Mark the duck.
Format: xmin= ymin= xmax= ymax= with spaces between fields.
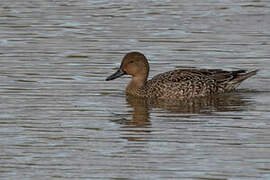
xmin=106 ymin=52 xmax=258 ymax=99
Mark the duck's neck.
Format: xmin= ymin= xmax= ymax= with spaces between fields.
xmin=126 ymin=75 xmax=147 ymax=95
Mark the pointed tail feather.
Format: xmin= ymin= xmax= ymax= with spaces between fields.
xmin=226 ymin=69 xmax=259 ymax=90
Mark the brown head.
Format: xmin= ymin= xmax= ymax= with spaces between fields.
xmin=106 ymin=52 xmax=150 ymax=84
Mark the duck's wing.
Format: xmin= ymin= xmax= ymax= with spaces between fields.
xmin=194 ymin=69 xmax=259 ymax=87
xmin=148 ymin=69 xmax=258 ymax=97
xmin=152 ymin=69 xmax=257 ymax=84
xmin=186 ymin=69 xmax=247 ymax=83
xmin=150 ymin=69 xmax=223 ymax=83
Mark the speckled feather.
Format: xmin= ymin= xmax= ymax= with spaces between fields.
xmin=127 ymin=69 xmax=257 ymax=99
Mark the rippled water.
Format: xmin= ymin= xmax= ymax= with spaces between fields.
xmin=0 ymin=0 xmax=270 ymax=179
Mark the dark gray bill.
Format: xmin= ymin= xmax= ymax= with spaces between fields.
xmin=106 ymin=69 xmax=126 ymax=81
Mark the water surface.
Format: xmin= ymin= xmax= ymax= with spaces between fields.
xmin=0 ymin=0 xmax=270 ymax=179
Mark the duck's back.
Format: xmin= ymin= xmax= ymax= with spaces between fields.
xmin=140 ymin=69 xmax=257 ymax=99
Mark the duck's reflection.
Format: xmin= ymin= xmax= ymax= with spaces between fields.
xmin=125 ymin=92 xmax=249 ymax=125
xmin=116 ymin=92 xmax=250 ymax=142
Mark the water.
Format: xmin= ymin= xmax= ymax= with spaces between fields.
xmin=0 ymin=0 xmax=270 ymax=179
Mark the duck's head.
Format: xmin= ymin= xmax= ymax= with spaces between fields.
xmin=106 ymin=52 xmax=149 ymax=81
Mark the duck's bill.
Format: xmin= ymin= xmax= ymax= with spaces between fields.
xmin=106 ymin=69 xmax=126 ymax=81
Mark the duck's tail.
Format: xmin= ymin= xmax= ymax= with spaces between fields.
xmin=225 ymin=69 xmax=259 ymax=91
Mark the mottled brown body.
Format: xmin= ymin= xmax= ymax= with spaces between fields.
xmin=106 ymin=52 xmax=258 ymax=100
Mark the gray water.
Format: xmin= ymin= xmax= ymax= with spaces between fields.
xmin=0 ymin=0 xmax=270 ymax=179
